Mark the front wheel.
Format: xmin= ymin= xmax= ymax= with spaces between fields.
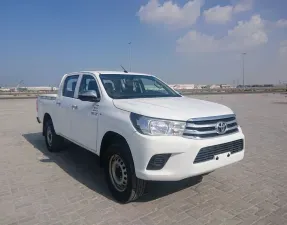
xmin=104 ymin=143 xmax=146 ymax=203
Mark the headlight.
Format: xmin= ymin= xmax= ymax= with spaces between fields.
xmin=130 ymin=113 xmax=186 ymax=136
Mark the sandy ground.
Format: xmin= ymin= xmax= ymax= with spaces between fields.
xmin=0 ymin=93 xmax=287 ymax=225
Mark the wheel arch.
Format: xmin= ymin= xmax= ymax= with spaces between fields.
xmin=99 ymin=131 xmax=133 ymax=167
xmin=42 ymin=113 xmax=52 ymax=136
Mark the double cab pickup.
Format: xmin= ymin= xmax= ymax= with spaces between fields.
xmin=37 ymin=71 xmax=245 ymax=203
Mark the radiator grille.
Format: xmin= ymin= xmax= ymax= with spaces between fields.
xmin=194 ymin=139 xmax=244 ymax=164
xmin=183 ymin=114 xmax=239 ymax=139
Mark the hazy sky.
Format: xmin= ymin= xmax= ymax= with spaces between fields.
xmin=0 ymin=0 xmax=286 ymax=86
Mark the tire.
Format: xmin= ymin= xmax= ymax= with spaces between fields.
xmin=104 ymin=142 xmax=146 ymax=203
xmin=44 ymin=119 xmax=64 ymax=152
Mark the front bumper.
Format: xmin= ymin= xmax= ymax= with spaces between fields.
xmin=128 ymin=127 xmax=245 ymax=181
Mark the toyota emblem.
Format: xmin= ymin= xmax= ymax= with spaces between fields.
xmin=215 ymin=122 xmax=227 ymax=134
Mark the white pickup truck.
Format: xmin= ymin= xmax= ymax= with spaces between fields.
xmin=37 ymin=71 xmax=245 ymax=203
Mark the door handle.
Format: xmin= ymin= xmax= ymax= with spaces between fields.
xmin=72 ymin=105 xmax=78 ymax=110
xmin=56 ymin=102 xmax=61 ymax=106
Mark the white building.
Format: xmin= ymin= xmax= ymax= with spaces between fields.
xmin=0 ymin=86 xmax=58 ymax=92
xmin=210 ymin=85 xmax=221 ymax=89
xmin=169 ymin=84 xmax=195 ymax=90
xmin=210 ymin=84 xmax=235 ymax=89
xmin=25 ymin=86 xmax=58 ymax=91
xmin=0 ymin=88 xmax=11 ymax=92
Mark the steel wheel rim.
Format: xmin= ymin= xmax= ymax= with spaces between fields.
xmin=109 ymin=154 xmax=128 ymax=192
xmin=47 ymin=126 xmax=53 ymax=147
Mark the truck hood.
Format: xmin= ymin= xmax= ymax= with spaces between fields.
xmin=113 ymin=96 xmax=234 ymax=121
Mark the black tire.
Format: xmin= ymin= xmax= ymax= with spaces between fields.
xmin=104 ymin=142 xmax=146 ymax=203
xmin=44 ymin=119 xmax=64 ymax=152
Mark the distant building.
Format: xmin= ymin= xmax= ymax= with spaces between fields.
xmin=25 ymin=86 xmax=58 ymax=91
xmin=237 ymin=84 xmax=274 ymax=88
xmin=220 ymin=84 xmax=235 ymax=89
xmin=210 ymin=84 xmax=235 ymax=89
xmin=169 ymin=84 xmax=195 ymax=90
xmin=0 ymin=86 xmax=58 ymax=92
xmin=210 ymin=85 xmax=221 ymax=89
xmin=0 ymin=87 xmax=10 ymax=92
xmin=195 ymin=85 xmax=208 ymax=89
xmin=169 ymin=83 xmax=236 ymax=90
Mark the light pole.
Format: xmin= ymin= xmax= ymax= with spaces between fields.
xmin=242 ymin=52 xmax=246 ymax=87
xmin=128 ymin=42 xmax=132 ymax=72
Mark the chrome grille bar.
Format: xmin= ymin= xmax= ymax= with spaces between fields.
xmin=183 ymin=114 xmax=239 ymax=139
xmin=186 ymin=119 xmax=237 ymax=128
xmin=184 ymin=129 xmax=218 ymax=135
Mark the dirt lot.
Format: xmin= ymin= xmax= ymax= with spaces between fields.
xmin=1 ymin=94 xmax=287 ymax=225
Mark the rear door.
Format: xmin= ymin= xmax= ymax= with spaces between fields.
xmin=69 ymin=74 xmax=101 ymax=152
xmin=56 ymin=74 xmax=80 ymax=138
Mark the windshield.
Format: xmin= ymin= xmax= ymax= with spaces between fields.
xmin=99 ymin=74 xmax=181 ymax=99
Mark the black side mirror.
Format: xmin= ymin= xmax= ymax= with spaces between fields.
xmin=78 ymin=90 xmax=100 ymax=102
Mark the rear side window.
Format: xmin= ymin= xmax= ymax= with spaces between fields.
xmin=62 ymin=75 xmax=79 ymax=98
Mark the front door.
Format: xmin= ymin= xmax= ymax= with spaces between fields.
xmin=70 ymin=74 xmax=101 ymax=152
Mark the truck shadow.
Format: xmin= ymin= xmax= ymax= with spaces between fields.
xmin=23 ymin=132 xmax=202 ymax=203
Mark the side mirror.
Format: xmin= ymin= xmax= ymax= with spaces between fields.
xmin=78 ymin=90 xmax=100 ymax=102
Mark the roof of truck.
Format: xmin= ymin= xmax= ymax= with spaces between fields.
xmin=80 ymin=71 xmax=152 ymax=76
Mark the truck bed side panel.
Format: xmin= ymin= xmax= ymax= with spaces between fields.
xmin=37 ymin=94 xmax=60 ymax=134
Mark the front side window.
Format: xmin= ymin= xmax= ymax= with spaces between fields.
xmin=78 ymin=75 xmax=100 ymax=97
xmin=99 ymin=74 xmax=181 ymax=99
xmin=62 ymin=75 xmax=79 ymax=98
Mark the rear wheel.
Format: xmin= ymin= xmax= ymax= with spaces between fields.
xmin=104 ymin=142 xmax=146 ymax=203
xmin=44 ymin=119 xmax=64 ymax=152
